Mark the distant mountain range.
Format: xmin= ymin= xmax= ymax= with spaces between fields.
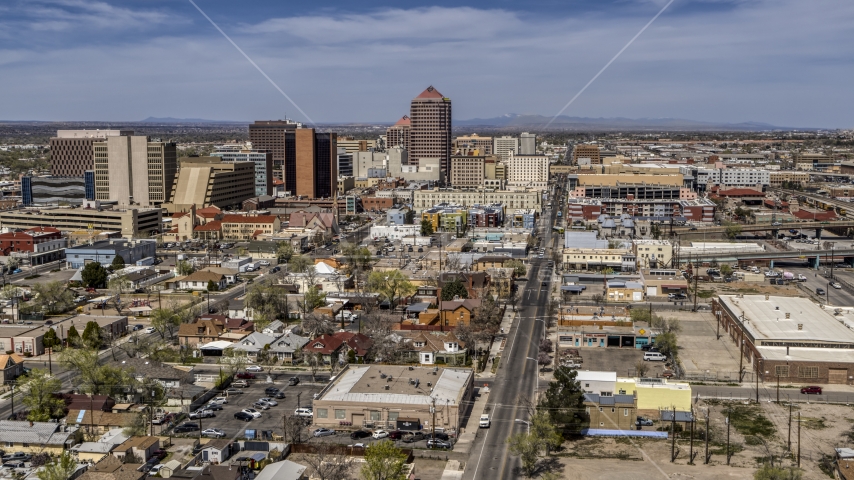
xmin=139 ymin=117 xmax=244 ymax=124
xmin=454 ymin=113 xmax=796 ymax=131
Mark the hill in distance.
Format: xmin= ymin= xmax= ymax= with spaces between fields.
xmin=455 ymin=113 xmax=799 ymax=131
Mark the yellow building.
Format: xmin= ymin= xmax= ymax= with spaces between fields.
xmin=769 ymin=171 xmax=809 ymax=187
xmin=615 ymin=377 xmax=691 ymax=415
xmin=0 ymin=420 xmax=81 ymax=455
xmin=421 ymin=210 xmax=442 ymax=231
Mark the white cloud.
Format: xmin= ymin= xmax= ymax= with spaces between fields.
xmin=16 ymin=0 xmax=177 ymax=32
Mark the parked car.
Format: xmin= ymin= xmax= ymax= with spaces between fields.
xmin=234 ymin=411 xmax=254 ymax=422
xmin=225 ymin=388 xmax=244 ymax=395
xmin=264 ymin=387 xmax=285 ymax=399
xmin=294 ymin=408 xmax=313 ymax=417
xmin=202 ymin=428 xmax=226 ymax=438
xmin=350 ymin=430 xmax=372 ymax=440
xmin=288 ymin=377 xmax=300 ymax=386
xmin=210 ymin=397 xmax=228 ymax=404
xmin=388 ymin=430 xmax=406 ymax=440
xmin=372 ymin=429 xmax=389 ymax=439
xmin=144 ymin=327 xmax=156 ymax=334
xmin=801 ymin=386 xmax=822 ymax=395
xmin=241 ymin=408 xmax=262 ymax=419
xmin=252 ymin=401 xmax=271 ymax=410
xmin=3 ymin=461 xmax=26 ymax=469
xmin=2 ymin=453 xmax=31 ymax=463
xmin=641 ymin=344 xmax=658 ymax=352
xmin=479 ymin=414 xmax=490 ymax=428
xmin=132 ymin=324 xmax=144 ymax=331
xmin=173 ymin=422 xmax=200 ymax=433
xmin=259 ymin=397 xmax=278 ymax=406
xmin=643 ymin=352 xmax=667 ymax=362
xmin=427 ymin=432 xmax=450 ymax=441
xmin=636 ymin=417 xmax=654 ymax=427
xmin=232 ymin=380 xmax=249 ymax=388
xmin=205 ymin=403 xmax=223 ymax=411
xmin=427 ymin=439 xmax=452 ymax=449
xmin=152 ymin=414 xmax=174 ymax=425
xmin=313 ymin=428 xmax=336 ymax=437
xmin=236 ymin=373 xmax=256 ymax=379
xmin=246 ymin=365 xmax=263 ymax=372
xmin=259 ymin=260 xmax=271 ymax=266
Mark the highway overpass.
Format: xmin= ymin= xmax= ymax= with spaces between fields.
xmin=675 ymin=247 xmax=854 ymax=267
xmin=671 ymin=220 xmax=854 ymax=237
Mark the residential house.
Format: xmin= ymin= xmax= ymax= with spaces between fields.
xmin=583 ymin=393 xmax=637 ymax=430
xmin=198 ymin=267 xmax=238 ymax=285
xmin=0 ymin=420 xmax=80 ymax=455
xmin=77 ymin=455 xmax=145 ymax=480
xmin=177 ymin=271 xmax=227 ymax=292
xmin=112 ymin=436 xmax=160 ymax=463
xmin=188 ymin=465 xmax=245 ymax=480
xmin=439 ymin=299 xmax=482 ymax=327
xmin=269 ymin=332 xmax=310 ymax=364
xmin=71 ymin=442 xmax=117 ymax=463
xmin=177 ymin=316 xmax=253 ymax=347
xmin=486 ymin=267 xmax=514 ymax=299
xmin=197 ymin=439 xmax=235 ymax=464
xmin=837 ymin=448 xmax=854 ymax=480
xmin=303 ymin=332 xmax=373 ymax=364
xmin=287 ymin=211 xmax=338 ymax=237
xmin=121 ymin=358 xmax=191 ymax=390
xmin=261 ymin=320 xmax=285 ymax=336
xmin=401 ymin=331 xmax=467 ymax=365
xmin=0 ymin=353 xmax=25 ymax=383
xmin=66 ymin=410 xmax=138 ymax=435
xmin=61 ymin=394 xmax=116 ymax=412
xmin=228 ymin=332 xmax=278 ymax=359
xmin=438 ymin=272 xmax=490 ymax=299
xmin=254 ymin=460 xmax=308 ymax=480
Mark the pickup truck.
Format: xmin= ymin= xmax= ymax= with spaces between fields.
xmin=479 ymin=414 xmax=490 ymax=428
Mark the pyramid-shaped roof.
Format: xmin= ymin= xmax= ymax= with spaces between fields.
xmin=394 ymin=115 xmax=411 ymax=126
xmin=416 ymin=86 xmax=444 ymax=99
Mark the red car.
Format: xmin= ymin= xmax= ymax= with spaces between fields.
xmin=236 ymin=373 xmax=256 ymax=379
xmin=387 ymin=430 xmax=406 ymax=440
xmin=800 ymin=386 xmax=822 ymax=394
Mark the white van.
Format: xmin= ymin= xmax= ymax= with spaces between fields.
xmin=294 ymin=408 xmax=314 ymax=417
xmin=643 ymin=352 xmax=667 ymax=362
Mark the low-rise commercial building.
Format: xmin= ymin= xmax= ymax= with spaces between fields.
xmin=66 ymin=238 xmax=156 ymax=269
xmin=413 ymin=188 xmax=541 ymax=213
xmin=312 ymin=365 xmax=473 ymax=433
xmin=0 ymin=205 xmax=162 ymax=237
xmin=0 ymin=226 xmax=66 ymax=265
xmin=633 ymin=240 xmax=673 ymax=269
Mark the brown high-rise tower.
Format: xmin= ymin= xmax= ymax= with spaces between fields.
xmin=385 ymin=115 xmax=411 ymax=151
xmin=286 ymin=129 xmax=337 ymax=199
xmin=248 ymin=120 xmax=301 ymax=180
xmin=409 ymin=86 xmax=452 ymax=181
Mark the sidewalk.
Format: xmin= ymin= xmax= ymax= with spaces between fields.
xmin=477 ymin=308 xmax=516 ymax=379
xmin=452 ymin=386 xmax=489 ymax=454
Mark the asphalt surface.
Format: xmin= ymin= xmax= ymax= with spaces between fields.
xmin=465 ymin=201 xmax=559 ymax=480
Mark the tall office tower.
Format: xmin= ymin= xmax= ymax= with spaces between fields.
xmin=248 ymin=119 xmax=302 ymax=179
xmin=93 ymin=136 xmax=177 ymax=207
xmin=50 ymin=129 xmax=133 ymax=176
xmin=571 ymin=144 xmax=602 ymax=165
xmin=507 ymin=152 xmax=549 ymax=190
xmin=493 ymin=136 xmax=519 ymax=162
xmin=337 ymin=147 xmax=354 ymax=177
xmin=211 ymin=143 xmax=274 ymax=196
xmin=386 ymin=115 xmax=411 ymax=151
xmin=282 ymin=129 xmax=337 ymax=199
xmin=167 ymin=157 xmax=256 ymax=212
xmin=520 ymin=132 xmax=537 ymax=155
xmin=409 ymin=86 xmax=452 ymax=180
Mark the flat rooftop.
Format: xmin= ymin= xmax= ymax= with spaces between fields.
xmin=318 ymin=365 xmax=472 ymax=406
xmin=717 ymin=295 xmax=854 ymax=346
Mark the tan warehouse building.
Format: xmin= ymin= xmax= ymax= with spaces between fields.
xmin=312 ymin=365 xmax=473 ymax=434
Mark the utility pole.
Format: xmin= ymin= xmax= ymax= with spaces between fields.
xmin=726 ymin=411 xmax=731 ymax=465
xmin=670 ymin=408 xmax=676 ymax=462
xmin=693 ymin=257 xmax=699 ymax=312
xmin=738 ymin=337 xmax=744 ymax=384
xmin=788 ymin=402 xmax=792 ymax=451
xmin=797 ymin=412 xmax=801 ymax=467
xmin=431 ymin=397 xmax=437 ymax=443
xmin=755 ymin=364 xmax=760 ymax=403
xmin=689 ymin=412 xmax=695 ymax=465
xmin=704 ymin=411 xmax=710 ymax=464
xmin=10 ymin=383 xmax=14 ymax=417
xmin=297 ymin=392 xmax=302 ymax=409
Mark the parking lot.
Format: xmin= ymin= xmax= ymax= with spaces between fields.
xmin=167 ymin=374 xmax=325 ymax=440
xmin=578 ymin=347 xmax=666 ymax=378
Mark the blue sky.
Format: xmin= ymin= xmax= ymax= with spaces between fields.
xmin=1 ymin=0 xmax=853 ymax=128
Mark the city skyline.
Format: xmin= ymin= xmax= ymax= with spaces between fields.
xmin=1 ymin=0 xmax=853 ymax=128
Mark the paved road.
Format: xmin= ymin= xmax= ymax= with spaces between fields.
xmin=466 ymin=202 xmax=559 ymax=480
xmin=693 ymin=384 xmax=854 ymax=404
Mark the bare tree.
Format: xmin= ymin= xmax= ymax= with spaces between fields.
xmin=283 ymin=414 xmax=307 ymax=444
xmin=302 ymin=312 xmax=336 ymax=337
xmin=306 ymin=352 xmax=323 ymax=383
xmin=300 ymin=443 xmax=355 ymax=480
xmin=634 ymin=360 xmax=649 ymax=378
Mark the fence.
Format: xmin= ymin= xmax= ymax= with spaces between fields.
xmin=681 ymin=371 xmax=755 ymax=383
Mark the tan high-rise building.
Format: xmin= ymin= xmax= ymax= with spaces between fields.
xmin=93 ymin=136 xmax=176 ymax=207
xmin=50 ymin=129 xmax=133 ymax=176
xmin=248 ymin=119 xmax=302 ymax=179
xmin=409 ymin=86 xmax=452 ymax=180
xmin=572 ymin=144 xmax=602 ymax=165
xmin=165 ymin=157 xmax=256 ymax=212
xmin=454 ymin=134 xmax=492 ymax=155
xmin=493 ymin=136 xmax=519 ymax=162
xmin=386 ymin=116 xmax=411 ymax=151
xmin=449 ymin=155 xmax=486 ymax=187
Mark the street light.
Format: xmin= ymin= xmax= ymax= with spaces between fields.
xmin=515 ymin=419 xmax=531 ymax=433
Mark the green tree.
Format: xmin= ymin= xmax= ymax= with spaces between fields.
xmin=31 ymin=281 xmax=75 ymax=314
xmin=440 ymin=278 xmax=469 ymax=301
xmin=539 ymin=365 xmax=586 ymax=432
xmin=725 ymin=223 xmax=742 ymax=240
xmin=361 ymin=439 xmax=408 ymax=480
xmin=206 ymin=280 xmax=219 ymax=292
xmin=367 ymin=270 xmax=416 ymax=308
xmin=720 ymin=264 xmax=733 ymax=277
xmin=302 ymin=286 xmax=327 ymax=315
xmin=754 ymin=464 xmax=802 ymax=480
xmin=276 ymin=241 xmax=295 ymax=263
xmin=36 ymin=452 xmax=78 ymax=480
xmin=506 ymin=259 xmax=527 ymax=277
xmin=20 ymin=369 xmax=65 ymax=421
xmin=111 ymin=255 xmax=126 ymax=270
xmin=420 ymin=219 xmax=434 ymax=236
xmin=60 ymin=347 xmax=130 ymax=396
xmin=654 ymin=331 xmax=679 ymax=358
xmin=507 ymin=432 xmax=540 ymax=477
xmin=81 ymin=262 xmax=108 ymax=288
xmin=176 ymin=260 xmax=195 ymax=276
xmin=150 ymin=308 xmax=180 ymax=339
xmin=245 ymin=283 xmax=291 ymax=329
xmin=531 ymin=410 xmax=563 ymax=454
xmin=66 ymin=325 xmax=81 ymax=348
xmin=82 ymin=321 xmax=104 ymax=349
xmin=341 ymin=243 xmax=373 ymax=274
xmin=650 ymin=222 xmax=662 ymax=240
xmin=288 ymin=254 xmax=312 ymax=274
xmin=43 ymin=328 xmax=60 ymax=350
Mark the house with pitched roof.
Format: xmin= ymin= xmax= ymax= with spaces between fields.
xmin=286 ymin=211 xmax=338 ymax=236
xmin=401 ymin=331 xmax=467 ymax=365
xmin=120 ymin=358 xmax=191 ymax=390
xmin=112 ymin=436 xmax=160 ymax=463
xmin=0 ymin=353 xmax=25 ymax=383
xmin=303 ymin=332 xmax=373 ymax=364
xmin=78 ymin=455 xmax=145 ymax=480
xmin=268 ymin=332 xmax=310 ymax=364
xmin=177 ymin=271 xmax=227 ymax=292
xmin=228 ymin=331 xmax=278 ymax=359
xmin=439 ymin=299 xmax=482 ymax=327
xmin=0 ymin=420 xmax=81 ymax=455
